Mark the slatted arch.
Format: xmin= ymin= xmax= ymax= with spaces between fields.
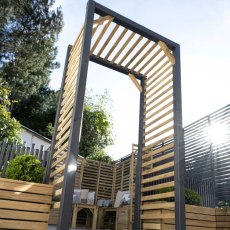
xmin=48 ymin=2 xmax=184 ymax=229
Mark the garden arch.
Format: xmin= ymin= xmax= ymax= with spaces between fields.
xmin=45 ymin=1 xmax=185 ymax=229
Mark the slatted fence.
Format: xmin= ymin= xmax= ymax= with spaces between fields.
xmin=184 ymin=104 xmax=230 ymax=205
xmin=0 ymin=139 xmax=49 ymax=179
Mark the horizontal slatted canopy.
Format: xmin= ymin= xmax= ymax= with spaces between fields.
xmin=90 ymin=15 xmax=175 ymax=80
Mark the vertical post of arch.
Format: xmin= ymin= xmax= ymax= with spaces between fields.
xmin=56 ymin=1 xmax=95 ymax=229
xmin=173 ymin=44 xmax=185 ymax=230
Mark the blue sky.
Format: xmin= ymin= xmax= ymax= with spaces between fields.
xmin=50 ymin=0 xmax=230 ymax=159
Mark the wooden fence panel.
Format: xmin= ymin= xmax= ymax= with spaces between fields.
xmin=0 ymin=178 xmax=53 ymax=230
xmin=0 ymin=139 xmax=49 ymax=180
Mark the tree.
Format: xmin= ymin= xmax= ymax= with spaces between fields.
xmin=0 ymin=0 xmax=63 ymax=101
xmin=12 ymin=87 xmax=59 ymax=139
xmin=0 ymin=81 xmax=21 ymax=142
xmin=79 ymin=91 xmax=115 ymax=163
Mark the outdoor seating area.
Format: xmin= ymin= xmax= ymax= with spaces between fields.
xmin=48 ymin=146 xmax=137 ymax=229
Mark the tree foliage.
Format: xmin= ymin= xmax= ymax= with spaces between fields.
xmin=79 ymin=91 xmax=114 ymax=163
xmin=0 ymin=0 xmax=63 ymax=101
xmin=12 ymin=87 xmax=59 ymax=139
xmin=0 ymin=81 xmax=21 ymax=142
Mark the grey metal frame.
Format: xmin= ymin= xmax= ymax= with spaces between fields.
xmin=173 ymin=45 xmax=186 ymax=230
xmin=48 ymin=0 xmax=185 ymax=229
xmin=134 ymin=78 xmax=145 ymax=229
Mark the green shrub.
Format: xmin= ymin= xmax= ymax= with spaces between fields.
xmin=5 ymin=155 xmax=45 ymax=183
xmin=155 ymin=187 xmax=201 ymax=206
xmin=185 ymin=188 xmax=201 ymax=206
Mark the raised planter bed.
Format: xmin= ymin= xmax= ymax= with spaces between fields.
xmin=0 ymin=178 xmax=53 ymax=230
xmin=142 ymin=203 xmax=230 ymax=230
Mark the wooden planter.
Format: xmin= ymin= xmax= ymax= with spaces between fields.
xmin=0 ymin=178 xmax=53 ymax=230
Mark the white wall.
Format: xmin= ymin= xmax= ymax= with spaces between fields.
xmin=20 ymin=129 xmax=51 ymax=150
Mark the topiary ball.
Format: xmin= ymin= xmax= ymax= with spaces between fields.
xmin=5 ymin=155 xmax=45 ymax=183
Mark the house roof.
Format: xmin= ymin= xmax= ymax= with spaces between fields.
xmin=21 ymin=125 xmax=51 ymax=143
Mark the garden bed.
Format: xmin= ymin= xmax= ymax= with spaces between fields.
xmin=0 ymin=178 xmax=53 ymax=229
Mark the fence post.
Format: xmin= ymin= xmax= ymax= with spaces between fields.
xmin=0 ymin=138 xmax=8 ymax=171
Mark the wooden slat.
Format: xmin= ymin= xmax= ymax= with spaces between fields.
xmin=143 ymin=125 xmax=173 ymax=144
xmin=50 ymin=164 xmax=65 ymax=179
xmin=145 ymin=78 xmax=173 ymax=108
xmin=144 ymin=108 xmax=173 ymax=130
xmin=146 ymin=61 xmax=171 ymax=84
xmin=0 ymin=190 xmax=52 ymax=204
xmin=136 ymin=48 xmax=161 ymax=74
xmin=90 ymin=17 xmax=113 ymax=55
xmin=142 ymin=171 xmax=174 ymax=184
xmin=96 ymin=24 xmax=120 ymax=57
xmin=144 ymin=91 xmax=172 ymax=116
xmin=128 ymin=73 xmax=142 ymax=92
xmin=104 ymin=28 xmax=128 ymax=61
xmin=186 ymin=205 xmax=216 ymax=215
xmin=145 ymin=71 xmax=173 ymax=101
xmin=57 ymin=110 xmax=72 ymax=132
xmin=67 ymin=39 xmax=83 ymax=70
xmin=130 ymin=43 xmax=158 ymax=71
xmin=141 ymin=181 xmax=174 ymax=193
xmin=60 ymin=89 xmax=75 ymax=113
xmin=68 ymin=26 xmax=84 ymax=63
xmin=54 ymin=188 xmax=62 ymax=197
xmin=143 ymin=54 xmax=167 ymax=76
xmin=142 ymin=152 xmax=174 ymax=168
xmin=118 ymin=35 xmax=143 ymax=66
xmin=125 ymin=40 xmax=151 ymax=68
xmin=0 ymin=178 xmax=53 ymax=195
xmin=0 ymin=209 xmax=49 ymax=222
xmin=53 ymin=201 xmax=60 ymax=209
xmin=53 ymin=175 xmax=64 ymax=186
xmin=63 ymin=69 xmax=78 ymax=96
xmin=54 ymin=131 xmax=70 ymax=151
xmin=0 ymin=219 xmax=47 ymax=230
xmin=144 ymin=101 xmax=173 ymax=124
xmin=141 ymin=202 xmax=175 ymax=210
xmin=142 ymin=143 xmax=174 ymax=160
xmin=143 ymin=223 xmax=161 ymax=229
xmin=141 ymin=191 xmax=175 ymax=201
xmin=0 ymin=200 xmax=50 ymax=212
xmin=60 ymin=95 xmax=74 ymax=116
xmin=186 ymin=213 xmax=216 ymax=222
xmin=110 ymin=31 xmax=135 ymax=64
xmin=141 ymin=212 xmax=174 ymax=219
xmin=142 ymin=161 xmax=174 ymax=176
xmin=51 ymin=153 xmax=67 ymax=169
xmin=144 ymin=85 xmax=173 ymax=111
xmin=158 ymin=41 xmax=175 ymax=65
xmin=144 ymin=117 xmax=173 ymax=137
xmin=93 ymin=15 xmax=113 ymax=26
xmin=53 ymin=142 xmax=68 ymax=158
xmin=142 ymin=134 xmax=174 ymax=152
xmin=66 ymin=52 xmax=81 ymax=78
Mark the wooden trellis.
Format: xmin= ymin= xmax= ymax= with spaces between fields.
xmin=46 ymin=1 xmax=185 ymax=229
